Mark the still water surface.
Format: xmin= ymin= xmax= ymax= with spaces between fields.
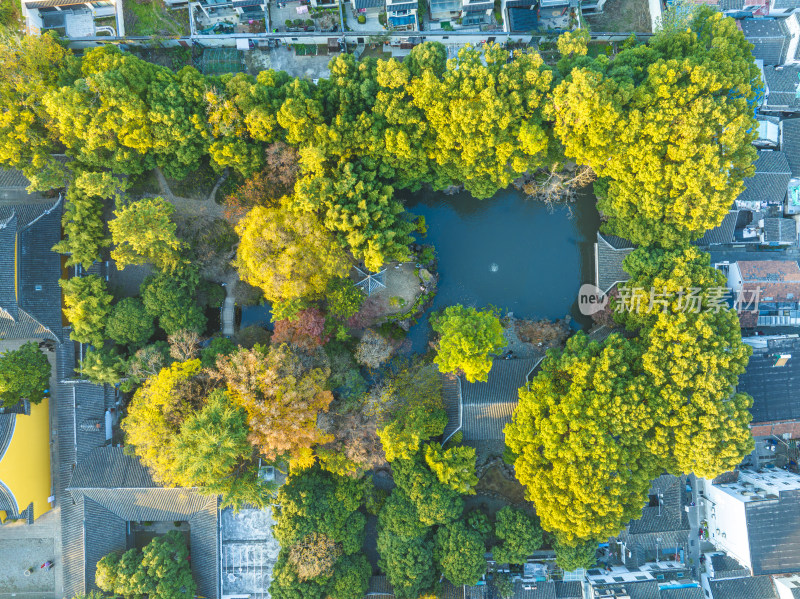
xmin=404 ymin=187 xmax=601 ymax=350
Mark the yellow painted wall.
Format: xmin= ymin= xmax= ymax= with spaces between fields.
xmin=0 ymin=398 xmax=52 ymax=521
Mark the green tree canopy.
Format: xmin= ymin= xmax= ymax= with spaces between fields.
xmin=109 ymin=197 xmax=185 ymax=272
xmin=172 ymin=389 xmax=268 ymax=509
xmin=391 ymin=453 xmax=463 ymax=527
xmin=0 ymin=342 xmax=51 ymax=408
xmin=549 ymin=8 xmax=759 ymax=246
xmin=95 ymin=530 xmax=196 ymax=599
xmin=492 ymin=507 xmax=543 ymax=565
xmin=433 ymin=522 xmax=487 ymax=586
xmin=375 ymin=362 xmax=447 ymax=462
xmin=505 ymin=333 xmax=659 ymax=545
xmin=376 ymin=534 xmax=436 ymax=599
xmin=273 ymin=465 xmax=368 ymax=556
xmin=424 ymin=443 xmax=479 ymax=495
xmin=106 ymin=297 xmax=155 ymax=347
xmin=554 ymin=540 xmax=597 ymax=572
xmin=52 ymin=171 xmax=115 ymax=268
xmin=235 ymin=204 xmax=352 ymax=303
xmin=0 ymin=32 xmax=73 ymax=190
xmin=122 ymin=359 xmax=205 ymax=484
xmin=431 ymin=305 xmax=506 ymax=383
xmin=79 ymin=347 xmax=126 ymax=386
xmin=140 ymin=268 xmax=207 ymax=336
xmin=60 ymin=275 xmax=113 ymax=346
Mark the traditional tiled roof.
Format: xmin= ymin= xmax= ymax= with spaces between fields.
xmin=506 ymin=0 xmax=536 ymax=6
xmin=354 ymin=0 xmax=384 ymax=8
xmin=596 ymin=233 xmax=633 ymax=292
xmin=782 ymin=118 xmax=800 ymax=177
xmin=57 ymin=341 xmax=110 ymax=598
xmin=764 ymin=65 xmax=800 ymax=111
xmin=554 ymin=581 xmax=582 ymax=598
xmin=708 ymin=576 xmax=778 ymax=599
xmin=460 ymin=358 xmax=538 ymax=441
xmin=737 ymin=151 xmax=791 ymax=206
xmin=617 ymin=475 xmax=690 ymax=568
xmin=514 ymin=580 xmax=556 ymax=599
xmin=741 ymin=18 xmax=790 ymax=65
xmin=694 ymin=211 xmax=738 ymax=246
xmin=0 ymin=198 xmax=63 ymax=342
xmin=0 ymin=413 xmax=14 ymax=463
xmin=710 ymin=553 xmax=751 ymax=579
xmin=83 ymin=497 xmax=127 ymax=591
xmin=772 ymin=0 xmax=800 ymax=9
xmin=764 ymin=217 xmax=797 ymax=243
xmin=67 ymin=446 xmax=219 ymax=597
xmin=594 ymin=582 xmax=659 ymax=599
xmin=365 ymin=575 xmax=394 ymax=598
xmin=68 ymin=447 xmax=211 ymax=518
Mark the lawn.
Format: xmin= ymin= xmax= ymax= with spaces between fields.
xmin=124 ymin=0 xmax=190 ymax=36
xmin=585 ymin=0 xmax=650 ymax=33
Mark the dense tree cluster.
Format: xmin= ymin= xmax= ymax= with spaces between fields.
xmin=270 ymin=466 xmax=371 ymax=599
xmin=0 ymin=342 xmax=51 ymax=408
xmin=95 ymin=531 xmax=196 ymax=599
xmin=506 ymin=246 xmax=755 ymax=546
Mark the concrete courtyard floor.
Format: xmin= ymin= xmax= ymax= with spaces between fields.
xmin=0 ymin=510 xmax=60 ymax=599
xmin=245 ymin=47 xmax=332 ymax=79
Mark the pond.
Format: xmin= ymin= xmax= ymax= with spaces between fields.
xmin=404 ymin=187 xmax=601 ymax=351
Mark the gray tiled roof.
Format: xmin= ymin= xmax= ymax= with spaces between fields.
xmin=710 ymin=553 xmax=750 ymax=579
xmin=460 ymin=358 xmax=538 ymax=441
xmin=741 ymin=18 xmax=789 ymax=65
xmin=764 ymin=217 xmax=797 ymax=243
xmin=514 ymin=580 xmax=557 ymax=599
xmin=68 ymin=446 xmax=220 ymax=598
xmin=57 ymin=341 xmax=109 ymax=598
xmin=627 ymin=475 xmax=690 ymax=536
xmin=659 ymin=587 xmax=704 ymax=599
xmin=83 ymin=497 xmax=127 ymax=591
xmin=596 ymin=233 xmax=633 ymax=292
xmin=0 ymin=413 xmax=14 ymax=462
xmin=0 ymin=198 xmax=63 ymax=342
xmin=708 ymin=576 xmax=778 ymax=599
xmin=737 ymin=151 xmax=791 ymax=206
xmin=68 ymin=447 xmax=212 ymax=520
xmin=595 ymin=582 xmax=659 ymax=599
xmin=618 ymin=475 xmax=690 ymax=568
xmin=554 ymin=581 xmax=582 ymax=598
xmin=0 ymin=169 xmax=31 ymax=199
xmin=354 ymin=0 xmax=384 ymax=8
xmin=366 ymin=575 xmax=394 ymax=597
xmin=694 ymin=211 xmax=738 ymax=246
xmin=781 ymin=118 xmax=800 ymax=177
xmin=720 ymin=0 xmax=745 ymax=9
xmin=764 ymin=65 xmax=800 ymax=112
